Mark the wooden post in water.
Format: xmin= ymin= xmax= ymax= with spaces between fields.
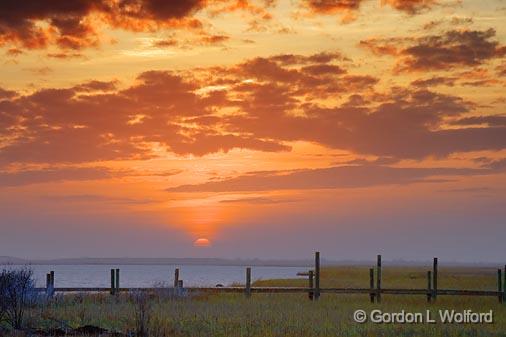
xmin=308 ymin=270 xmax=314 ymax=301
xmin=369 ymin=268 xmax=375 ymax=303
xmin=433 ymin=258 xmax=438 ymax=301
xmin=498 ymin=269 xmax=503 ymax=303
xmin=245 ymin=267 xmax=251 ymax=298
xmin=115 ymin=269 xmax=120 ymax=294
xmin=427 ymin=271 xmax=432 ymax=303
xmin=46 ymin=273 xmax=52 ymax=297
xmin=174 ymin=268 xmax=180 ymax=288
xmin=314 ymin=252 xmax=320 ymax=300
xmin=376 ymin=255 xmax=381 ymax=303
xmin=50 ymin=271 xmax=55 ymax=297
xmin=503 ymin=265 xmax=506 ymax=304
xmin=110 ymin=269 xmax=115 ymax=295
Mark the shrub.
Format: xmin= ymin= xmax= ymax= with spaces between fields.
xmin=129 ymin=291 xmax=152 ymax=337
xmin=0 ymin=267 xmax=37 ymax=329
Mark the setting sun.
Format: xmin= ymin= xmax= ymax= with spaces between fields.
xmin=193 ymin=238 xmax=212 ymax=247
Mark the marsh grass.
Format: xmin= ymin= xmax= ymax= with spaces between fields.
xmin=10 ymin=266 xmax=506 ymax=337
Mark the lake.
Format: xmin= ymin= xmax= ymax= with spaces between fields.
xmin=8 ymin=264 xmax=306 ymax=288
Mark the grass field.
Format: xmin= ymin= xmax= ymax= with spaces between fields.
xmin=5 ymin=266 xmax=506 ymax=337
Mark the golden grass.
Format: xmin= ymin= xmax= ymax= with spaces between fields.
xmin=14 ymin=266 xmax=506 ymax=337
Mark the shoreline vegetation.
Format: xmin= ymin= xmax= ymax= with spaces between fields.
xmin=1 ymin=266 xmax=505 ymax=337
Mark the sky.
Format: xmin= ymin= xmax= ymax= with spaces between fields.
xmin=0 ymin=0 xmax=505 ymax=262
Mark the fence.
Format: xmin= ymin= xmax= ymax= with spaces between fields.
xmin=37 ymin=252 xmax=506 ymax=303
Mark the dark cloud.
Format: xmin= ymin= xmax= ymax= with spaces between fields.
xmin=303 ymin=0 xmax=438 ymax=22
xmin=219 ymin=196 xmax=301 ymax=204
xmin=41 ymin=194 xmax=154 ymax=205
xmin=305 ymin=0 xmax=362 ymax=13
xmin=167 ymin=164 xmax=487 ymax=192
xmin=0 ymin=167 xmax=111 ymax=187
xmin=46 ymin=52 xmax=84 ymax=59
xmin=438 ymin=187 xmax=493 ymax=194
xmin=73 ymin=80 xmax=118 ymax=92
xmin=270 ymin=51 xmax=346 ymax=65
xmin=0 ymin=0 xmax=103 ymax=49
xmin=0 ymin=0 xmax=268 ymax=51
xmin=486 ymin=158 xmax=506 ymax=171
xmin=411 ymin=76 xmax=456 ymax=87
xmin=303 ymin=0 xmax=362 ymax=23
xmin=361 ymin=29 xmax=506 ymax=72
xmin=411 ymin=69 xmax=503 ymax=88
xmin=450 ymin=115 xmax=506 ymax=127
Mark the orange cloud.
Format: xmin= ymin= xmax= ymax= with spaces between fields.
xmin=167 ymin=164 xmax=496 ymax=192
xmin=381 ymin=0 xmax=437 ymax=14
xmin=302 ymin=0 xmax=439 ymax=22
xmin=1 ymin=51 xmax=505 ymax=169
xmin=153 ymin=33 xmax=231 ymax=49
xmin=361 ymin=29 xmax=506 ymax=72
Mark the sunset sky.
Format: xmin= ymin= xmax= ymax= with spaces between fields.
xmin=1 ymin=0 xmax=505 ymax=262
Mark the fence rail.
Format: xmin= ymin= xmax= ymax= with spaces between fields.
xmin=34 ymin=286 xmax=503 ymax=297
xmin=35 ymin=252 xmax=506 ymax=303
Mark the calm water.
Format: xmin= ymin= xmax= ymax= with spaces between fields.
xmin=10 ymin=264 xmax=306 ymax=288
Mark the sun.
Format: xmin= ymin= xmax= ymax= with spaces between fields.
xmin=193 ymin=238 xmax=211 ymax=247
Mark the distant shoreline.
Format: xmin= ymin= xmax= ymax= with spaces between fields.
xmin=0 ymin=256 xmax=501 ymax=268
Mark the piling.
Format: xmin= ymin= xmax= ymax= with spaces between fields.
xmin=115 ymin=269 xmax=120 ymax=294
xmin=433 ymin=258 xmax=438 ymax=301
xmin=376 ymin=255 xmax=382 ymax=303
xmin=498 ymin=269 xmax=503 ymax=303
xmin=110 ymin=269 xmax=115 ymax=295
xmin=174 ymin=268 xmax=180 ymax=288
xmin=369 ymin=268 xmax=375 ymax=303
xmin=308 ymin=270 xmax=314 ymax=301
xmin=245 ymin=267 xmax=251 ymax=298
xmin=503 ymin=265 xmax=506 ymax=304
xmin=315 ymin=251 xmax=320 ymax=300
xmin=427 ymin=271 xmax=432 ymax=303
xmin=46 ymin=273 xmax=52 ymax=297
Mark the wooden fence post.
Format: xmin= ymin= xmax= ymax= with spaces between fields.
xmin=369 ymin=268 xmax=375 ymax=303
xmin=245 ymin=267 xmax=251 ymax=298
xmin=115 ymin=269 xmax=120 ymax=294
xmin=503 ymin=265 xmax=506 ymax=304
xmin=433 ymin=258 xmax=438 ymax=301
xmin=498 ymin=269 xmax=503 ymax=303
xmin=308 ymin=270 xmax=314 ymax=301
xmin=110 ymin=269 xmax=115 ymax=295
xmin=427 ymin=271 xmax=432 ymax=303
xmin=174 ymin=268 xmax=180 ymax=288
xmin=315 ymin=252 xmax=320 ymax=300
xmin=376 ymin=255 xmax=381 ymax=303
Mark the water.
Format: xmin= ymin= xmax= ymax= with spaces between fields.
xmin=8 ymin=264 xmax=306 ymax=288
